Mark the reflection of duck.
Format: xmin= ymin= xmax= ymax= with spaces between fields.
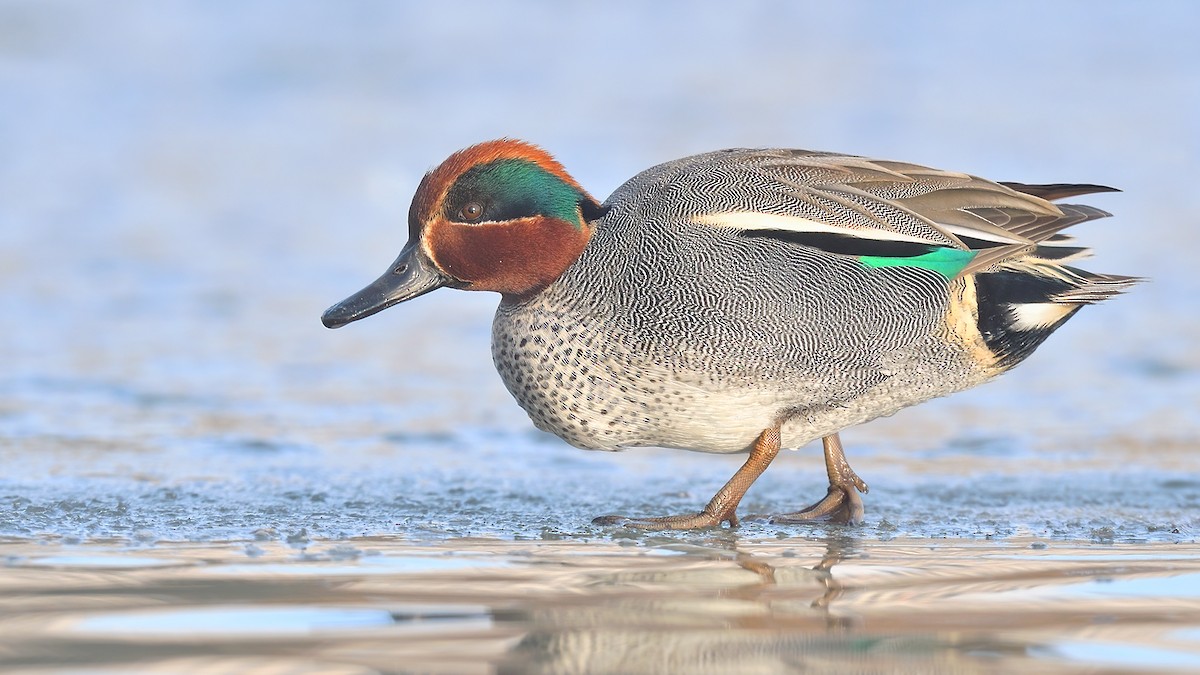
xmin=496 ymin=536 xmax=840 ymax=674
xmin=324 ymin=141 xmax=1137 ymax=527
xmin=494 ymin=534 xmax=1015 ymax=674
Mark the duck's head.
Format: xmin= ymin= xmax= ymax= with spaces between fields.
xmin=322 ymin=139 xmax=602 ymax=328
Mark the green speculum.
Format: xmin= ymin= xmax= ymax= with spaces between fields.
xmin=859 ymin=247 xmax=976 ymax=279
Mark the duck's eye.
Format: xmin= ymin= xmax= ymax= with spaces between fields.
xmin=459 ymin=202 xmax=484 ymax=222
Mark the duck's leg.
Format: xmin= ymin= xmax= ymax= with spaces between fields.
xmin=594 ymin=426 xmax=781 ymax=530
xmin=772 ymin=433 xmax=868 ymax=525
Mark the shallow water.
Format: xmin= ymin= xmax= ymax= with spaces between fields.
xmin=5 ymin=536 xmax=1200 ymax=674
xmin=2 ymin=1 xmax=1199 ymax=673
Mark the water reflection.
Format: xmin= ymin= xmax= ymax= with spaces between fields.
xmin=490 ymin=534 xmax=1200 ymax=674
xmin=4 ymin=535 xmax=1200 ymax=672
xmin=500 ymin=534 xmax=861 ymax=674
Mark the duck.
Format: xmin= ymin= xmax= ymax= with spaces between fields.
xmin=322 ymin=139 xmax=1137 ymax=529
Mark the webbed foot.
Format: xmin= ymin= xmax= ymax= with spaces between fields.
xmin=771 ymin=433 xmax=868 ymax=525
xmin=592 ymin=509 xmax=734 ymax=530
xmin=593 ymin=427 xmax=781 ymax=531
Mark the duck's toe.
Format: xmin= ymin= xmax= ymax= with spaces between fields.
xmin=591 ymin=427 xmax=784 ymax=531
xmin=771 ymin=483 xmax=866 ymax=526
xmin=592 ymin=509 xmax=732 ymax=530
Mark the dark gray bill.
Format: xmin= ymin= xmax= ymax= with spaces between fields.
xmin=321 ymin=243 xmax=449 ymax=328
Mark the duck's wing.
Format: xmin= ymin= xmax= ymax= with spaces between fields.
xmin=998 ymin=182 xmax=1120 ymax=201
xmin=687 ymin=150 xmax=1114 ymax=277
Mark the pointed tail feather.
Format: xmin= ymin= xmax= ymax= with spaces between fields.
xmin=1049 ymin=269 xmax=1143 ymax=304
xmin=974 ymin=264 xmax=1141 ymax=368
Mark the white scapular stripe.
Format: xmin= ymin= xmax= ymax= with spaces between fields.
xmin=1008 ymin=302 xmax=1077 ymax=331
xmin=940 ymin=222 xmax=1030 ymax=245
xmin=691 ymin=212 xmax=938 ymax=245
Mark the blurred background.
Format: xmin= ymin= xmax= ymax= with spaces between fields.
xmin=1 ymin=0 xmax=1197 ymax=542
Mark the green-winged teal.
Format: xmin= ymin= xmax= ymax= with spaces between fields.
xmin=322 ymin=140 xmax=1137 ymax=529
